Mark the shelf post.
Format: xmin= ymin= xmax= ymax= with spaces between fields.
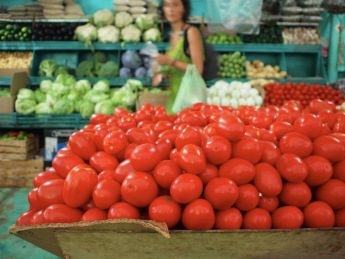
xmin=328 ymin=14 xmax=340 ymax=83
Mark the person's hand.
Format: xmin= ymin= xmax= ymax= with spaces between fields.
xmin=152 ymin=73 xmax=163 ymax=86
xmin=154 ymin=54 xmax=172 ymax=66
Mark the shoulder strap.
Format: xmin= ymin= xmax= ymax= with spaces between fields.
xmin=183 ymin=25 xmax=191 ymax=58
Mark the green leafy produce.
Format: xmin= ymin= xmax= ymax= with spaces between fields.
xmin=243 ymin=26 xmax=283 ymax=44
xmin=0 ymin=88 xmax=10 ymax=97
xmin=96 ymin=61 xmax=119 ymax=77
xmin=84 ymin=90 xmax=109 ymax=103
xmin=93 ymin=10 xmax=114 ymax=27
xmin=135 ymin=14 xmax=156 ymax=31
xmin=88 ymin=52 xmax=107 ymax=63
xmin=0 ymin=23 xmax=31 ymax=41
xmin=34 ymin=89 xmax=46 ymax=103
xmin=15 ymin=98 xmax=37 ymax=115
xmin=35 ymin=102 xmax=53 ymax=114
xmin=17 ymin=88 xmax=35 ymax=100
xmin=207 ymin=33 xmax=242 ymax=44
xmin=54 ymin=66 xmax=70 ymax=77
xmin=79 ymin=100 xmax=95 ymax=118
xmin=75 ymin=80 xmax=91 ymax=94
xmin=39 ymin=59 xmax=58 ymax=77
xmin=76 ymin=60 xmax=94 ymax=77
xmin=143 ymin=28 xmax=161 ymax=42
xmin=53 ymin=98 xmax=74 ymax=115
xmin=55 ymin=74 xmax=76 ymax=87
xmin=74 ymin=23 xmax=98 ymax=47
xmin=218 ymin=52 xmax=247 ymax=78
xmin=95 ymin=99 xmax=116 ymax=115
xmin=40 ymin=80 xmax=53 ymax=93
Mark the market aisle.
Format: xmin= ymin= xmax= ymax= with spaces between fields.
xmin=0 ymin=188 xmax=58 ymax=259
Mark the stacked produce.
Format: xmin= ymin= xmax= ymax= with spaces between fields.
xmin=264 ymin=82 xmax=344 ymax=107
xmin=120 ymin=50 xmax=150 ymax=79
xmin=207 ymin=80 xmax=263 ymax=107
xmin=218 ymin=52 xmax=246 ymax=78
xmin=15 ymin=76 xmax=144 ymax=117
xmin=32 ymin=22 xmax=82 ymax=41
xmin=16 ymin=100 xmax=345 ymax=230
xmin=243 ymin=26 xmax=283 ymax=44
xmin=114 ymin=0 xmax=158 ymax=19
xmin=246 ymin=60 xmax=287 ymax=79
xmin=0 ymin=24 xmax=31 ymax=41
xmin=283 ymin=28 xmax=320 ymax=45
xmin=0 ymin=52 xmax=32 ymax=69
xmin=75 ymin=10 xmax=161 ymax=45
xmin=206 ymin=33 xmax=242 ymax=44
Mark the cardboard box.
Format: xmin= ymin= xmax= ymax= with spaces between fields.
xmin=136 ymin=91 xmax=170 ymax=110
xmin=9 ymin=220 xmax=345 ymax=259
xmin=0 ymin=71 xmax=29 ymax=113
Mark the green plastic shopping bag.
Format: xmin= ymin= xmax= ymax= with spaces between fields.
xmin=172 ymin=65 xmax=207 ymax=113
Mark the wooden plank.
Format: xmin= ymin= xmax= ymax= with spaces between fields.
xmin=0 ymin=138 xmax=35 ymax=148
xmin=0 ymin=142 xmax=36 ymax=153
xmin=0 ymin=169 xmax=40 ymax=177
xmin=0 ymin=158 xmax=44 ymax=168
xmin=0 ymin=152 xmax=36 ymax=161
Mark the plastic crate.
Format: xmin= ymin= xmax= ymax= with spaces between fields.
xmin=15 ymin=114 xmax=82 ymax=129
xmin=0 ymin=113 xmax=16 ymax=128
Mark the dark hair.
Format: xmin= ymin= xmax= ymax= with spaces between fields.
xmin=159 ymin=0 xmax=191 ymax=23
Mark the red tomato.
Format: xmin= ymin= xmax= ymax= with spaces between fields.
xmin=294 ymin=114 xmax=323 ymax=139
xmin=28 ymin=188 xmax=43 ymax=210
xmin=259 ymin=141 xmax=281 ymax=165
xmin=182 ymin=199 xmax=215 ymax=230
xmin=279 ymin=132 xmax=313 ymax=158
xmin=149 ymin=195 xmax=181 ymax=228
xmin=93 ymin=126 xmax=109 ymax=151
xmin=81 ymin=208 xmax=107 ymax=221
xmin=335 ymin=208 xmax=345 ymax=227
xmin=169 ymin=148 xmax=179 ymax=164
xmin=89 ymin=151 xmax=118 ymax=173
xmin=334 ymin=160 xmax=345 ymax=182
xmin=175 ymin=126 xmax=202 ymax=150
xmin=272 ymin=206 xmax=304 ymax=229
xmin=43 ymin=204 xmax=82 ymax=223
xmin=313 ymin=135 xmax=345 ymax=163
xmin=219 ymin=158 xmax=255 ymax=185
xmin=34 ymin=170 xmax=62 ymax=188
xmin=254 ymin=163 xmax=283 ymax=197
xmin=309 ymin=99 xmax=336 ymax=113
xmin=260 ymin=129 xmax=277 ymax=143
xmin=330 ymin=132 xmax=345 ymax=146
xmin=117 ymin=116 xmax=136 ymax=132
xmin=203 ymin=135 xmax=232 ymax=165
xmin=215 ymin=114 xmax=245 ymax=141
xmin=52 ymin=153 xmax=84 ymax=178
xmin=158 ymin=129 xmax=178 ymax=143
xmin=203 ymin=123 xmax=218 ymax=137
xmin=153 ymin=160 xmax=181 ymax=189
xmin=154 ymin=121 xmax=173 ymax=134
xmin=16 ymin=210 xmax=36 ymax=226
xmin=318 ymin=111 xmax=337 ymax=129
xmin=243 ymin=208 xmax=272 ymax=229
xmin=90 ymin=114 xmax=111 ymax=125
xmin=276 ymin=153 xmax=308 ymax=183
xmin=69 ymin=131 xmax=97 ymax=161
xmin=63 ymin=165 xmax=98 ymax=208
xmin=170 ymin=173 xmax=203 ymax=204
xmin=199 ymin=164 xmax=218 ymax=185
xmin=108 ymin=202 xmax=140 ymax=219
xmin=251 ymin=113 xmax=273 ymax=129
xmin=98 ymin=169 xmax=115 ymax=181
xmin=103 ymin=131 xmax=128 ymax=156
xmin=258 ymin=196 xmax=279 ymax=213
xmin=113 ymin=159 xmax=135 ymax=183
xmin=123 ymin=143 xmax=137 ymax=160
xmin=235 ymin=184 xmax=259 ymax=212
xmin=316 ymin=179 xmax=345 ymax=210
xmin=130 ymin=143 xmax=161 ymax=172
xmin=37 ymin=179 xmax=64 ymax=209
xmin=177 ymin=144 xmax=206 ymax=175
xmin=215 ymin=208 xmax=243 ymax=230
xmin=233 ymin=137 xmax=263 ymax=164
xmin=270 ymin=121 xmax=293 ymax=140
xmin=303 ymin=201 xmax=335 ymax=228
xmin=155 ymin=138 xmax=173 ymax=160
xmin=92 ymin=179 xmax=121 ymax=210
xmin=304 ymin=156 xmax=333 ymax=186
xmin=279 ymin=182 xmax=312 ymax=208
xmin=121 ymin=171 xmax=158 ymax=208
xmin=31 ymin=210 xmax=45 ymax=225
xmin=204 ymin=177 xmax=239 ymax=210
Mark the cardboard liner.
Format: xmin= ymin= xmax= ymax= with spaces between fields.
xmin=9 ymin=220 xmax=345 ymax=259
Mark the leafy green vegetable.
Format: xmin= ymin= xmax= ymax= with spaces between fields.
xmin=54 ymin=66 xmax=70 ymax=77
xmin=53 ymin=98 xmax=74 ymax=114
xmin=17 ymin=88 xmax=35 ymax=100
xmin=34 ymin=89 xmax=46 ymax=103
xmin=135 ymin=14 xmax=156 ymax=31
xmin=35 ymin=102 xmax=53 ymax=114
xmin=74 ymin=23 xmax=98 ymax=47
xmin=15 ymin=98 xmax=37 ymax=114
xmin=80 ymin=100 xmax=95 ymax=118
xmin=96 ymin=61 xmax=119 ymax=77
xmin=143 ymin=28 xmax=161 ymax=42
xmin=75 ymin=80 xmax=91 ymax=94
xmin=39 ymin=59 xmax=58 ymax=77
xmin=76 ymin=60 xmax=94 ymax=77
xmin=40 ymin=80 xmax=53 ymax=93
xmin=95 ymin=99 xmax=115 ymax=115
xmin=84 ymin=89 xmax=109 ymax=103
xmin=93 ymin=80 xmax=110 ymax=92
xmin=55 ymin=74 xmax=76 ymax=87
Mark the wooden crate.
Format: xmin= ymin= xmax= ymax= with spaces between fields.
xmin=0 ymin=157 xmax=44 ymax=187
xmin=0 ymin=134 xmax=38 ymax=161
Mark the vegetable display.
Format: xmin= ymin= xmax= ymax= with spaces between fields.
xmin=246 ymin=61 xmax=287 ymax=79
xmin=32 ymin=22 xmax=81 ymax=41
xmin=120 ymin=50 xmax=149 ymax=79
xmin=0 ymin=23 xmax=31 ymax=41
xmin=16 ymin=100 xmax=345 ymax=230
xmin=207 ymin=33 xmax=242 ymax=44
xmin=243 ymin=26 xmax=283 ymax=44
xmin=218 ymin=52 xmax=246 ymax=78
xmin=0 ymin=52 xmax=32 ymax=69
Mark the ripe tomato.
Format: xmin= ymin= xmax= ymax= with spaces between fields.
xmin=259 ymin=141 xmax=281 ymax=165
xmin=235 ymin=184 xmax=259 ymax=212
xmin=169 ymin=148 xmax=179 ymax=164
xmin=31 ymin=210 xmax=45 ymax=225
xmin=316 ymin=179 xmax=345 ymax=210
xmin=170 ymin=173 xmax=203 ymax=204
xmin=155 ymin=138 xmax=173 ymax=161
xmin=130 ymin=143 xmax=161 ymax=172
xmin=303 ymin=201 xmax=335 ymax=228
xmin=335 ymin=208 xmax=345 ymax=227
xmin=177 ymin=144 xmax=206 ymax=175
xmin=294 ymin=114 xmax=323 ymax=139
xmin=219 ymin=158 xmax=255 ymax=185
xmin=82 ymin=208 xmax=107 ymax=221
xmin=90 ymin=114 xmax=111 ymax=125
xmin=93 ymin=124 xmax=109 ymax=151
xmin=154 ymin=121 xmax=173 ymax=134
xmin=204 ymin=177 xmax=239 ymax=210
xmin=272 ymin=206 xmax=304 ymax=229
xmin=270 ymin=121 xmax=293 ymax=140
xmin=215 ymin=208 xmax=243 ymax=230
xmin=63 ymin=165 xmax=98 ymax=208
xmin=149 ymin=195 xmax=181 ymax=228
xmin=52 ymin=153 xmax=84 ymax=178
xmin=16 ymin=210 xmax=36 ymax=226
xmin=309 ymin=99 xmax=336 ymax=113
xmin=28 ymin=188 xmax=43 ymax=210
xmin=334 ymin=160 xmax=345 ymax=182
xmin=243 ymin=208 xmax=272 ymax=229
xmin=89 ymin=151 xmax=118 ymax=173
xmin=123 ymin=143 xmax=137 ymax=160
xmin=92 ymin=179 xmax=121 ymax=210
xmin=103 ymin=131 xmax=128 ymax=156
xmin=117 ymin=116 xmax=136 ymax=132
xmin=158 ymin=129 xmax=178 ymax=143
xmin=43 ymin=204 xmax=82 ymax=223
xmin=121 ymin=171 xmax=158 ymax=208
xmin=199 ymin=164 xmax=218 ymax=185
xmin=182 ymin=199 xmax=215 ymax=230
xmin=203 ymin=123 xmax=218 ymax=137
xmin=113 ymin=159 xmax=135 ymax=183
xmin=153 ymin=160 xmax=181 ymax=189
xmin=304 ymin=156 xmax=333 ymax=186
xmin=126 ymin=127 xmax=154 ymax=145
xmin=37 ymin=179 xmax=64 ymax=209
xmin=279 ymin=182 xmax=312 ymax=208
xmin=203 ymin=135 xmax=232 ymax=165
xmin=276 ymin=153 xmax=308 ymax=183
xmin=254 ymin=163 xmax=283 ymax=197
xmin=69 ymin=131 xmax=97 ymax=161
xmin=233 ymin=137 xmax=262 ymax=164
xmin=34 ymin=170 xmax=62 ymax=188
xmin=215 ymin=114 xmax=245 ymax=141
xmin=258 ymin=196 xmax=279 ymax=213
xmin=279 ymin=132 xmax=313 ymax=158
xmin=108 ymin=202 xmax=140 ymax=219
xmin=175 ymin=126 xmax=202 ymax=150
xmin=313 ymin=135 xmax=345 ymax=163
xmin=98 ymin=170 xmax=115 ymax=181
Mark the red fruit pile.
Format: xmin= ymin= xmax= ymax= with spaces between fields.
xmin=17 ymin=101 xmax=345 ymax=230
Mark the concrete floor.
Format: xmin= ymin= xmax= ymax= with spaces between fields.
xmin=0 ymin=187 xmax=58 ymax=259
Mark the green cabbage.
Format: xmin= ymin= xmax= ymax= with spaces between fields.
xmin=93 ymin=80 xmax=110 ymax=92
xmin=75 ymin=80 xmax=92 ymax=94
xmin=34 ymin=89 xmax=46 ymax=103
xmin=17 ymin=88 xmax=35 ymax=100
xmin=95 ymin=99 xmax=115 ymax=115
xmin=40 ymin=79 xmax=53 ymax=93
xmin=84 ymin=90 xmax=109 ymax=103
xmin=15 ymin=98 xmax=37 ymax=114
xmin=35 ymin=102 xmax=53 ymax=114
xmin=53 ymin=98 xmax=74 ymax=114
xmin=79 ymin=100 xmax=95 ymax=118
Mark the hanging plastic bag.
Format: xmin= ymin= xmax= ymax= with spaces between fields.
xmin=140 ymin=42 xmax=159 ymax=77
xmin=206 ymin=0 xmax=263 ymax=34
xmin=172 ymin=65 xmax=207 ymax=113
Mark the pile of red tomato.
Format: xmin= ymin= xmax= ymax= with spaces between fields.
xmin=264 ymin=82 xmax=344 ymax=107
xmin=16 ymin=99 xmax=345 ymax=230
